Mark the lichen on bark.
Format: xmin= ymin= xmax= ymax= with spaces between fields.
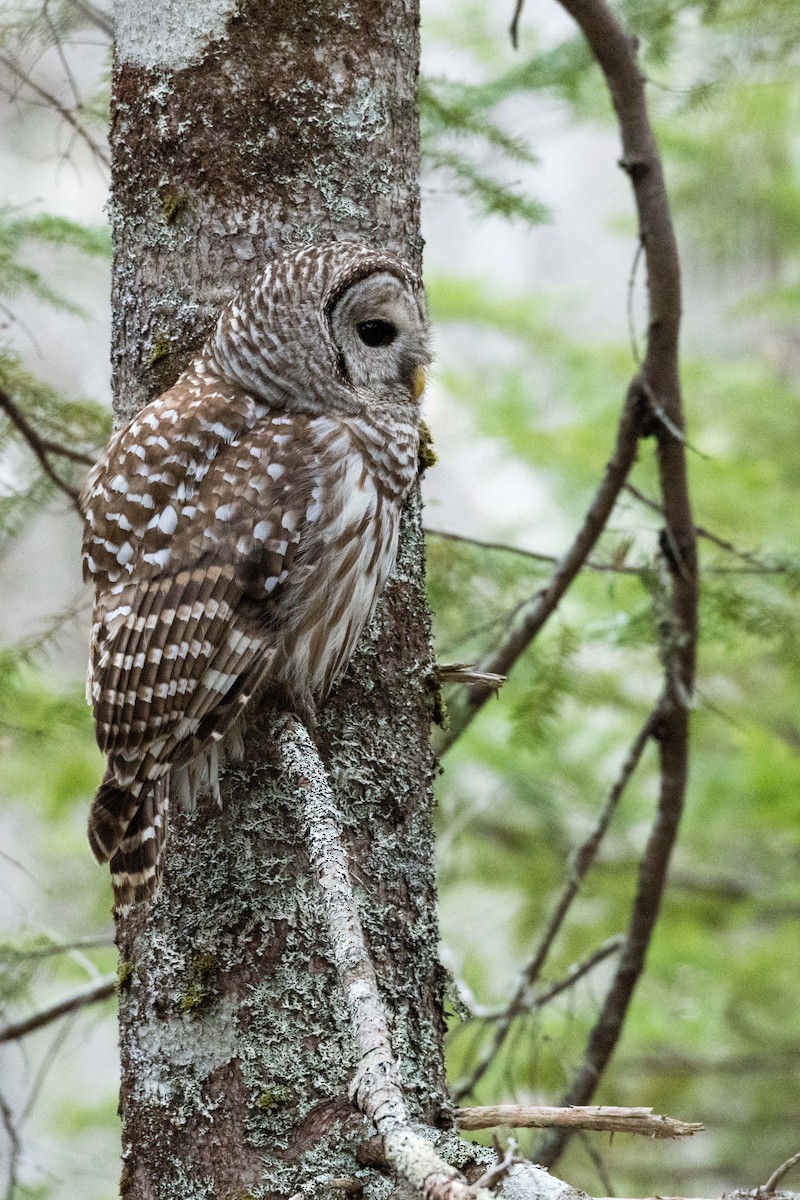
xmin=111 ymin=2 xmax=446 ymax=1198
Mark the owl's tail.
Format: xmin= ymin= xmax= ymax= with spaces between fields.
xmin=88 ymin=774 xmax=169 ymax=911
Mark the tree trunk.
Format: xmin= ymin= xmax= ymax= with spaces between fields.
xmin=110 ymin=4 xmax=446 ymax=1197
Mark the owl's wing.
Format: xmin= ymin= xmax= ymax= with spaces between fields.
xmin=86 ymin=411 xmax=318 ymax=783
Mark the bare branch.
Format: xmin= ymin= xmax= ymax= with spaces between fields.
xmin=521 ymin=937 xmax=623 ymax=1009
xmin=537 ymin=575 xmax=690 ymax=1164
xmin=577 ymin=1131 xmax=615 ymax=1199
xmin=452 ymin=937 xmax=622 ymax=1025
xmin=457 ymin=1105 xmax=704 ymax=1139
xmin=3 ymin=935 xmax=112 ymax=961
xmin=762 ymin=1154 xmax=800 ymax=1195
xmin=509 ymin=0 xmax=526 ymax=48
xmin=530 ymin=0 xmax=697 ymax=1164
xmin=428 ymin=526 xmax=787 ymax=578
xmin=0 ymin=51 xmax=110 ymax=167
xmin=425 ymin=528 xmax=644 ymax=575
xmin=68 ymin=0 xmax=114 ymax=37
xmin=627 ymin=237 xmax=644 ymax=366
xmin=0 ymin=1090 xmax=21 ymax=1200
xmin=475 ymin=1139 xmax=522 ymax=1192
xmin=437 ymin=376 xmax=646 ymax=755
xmin=625 ymin=484 xmax=791 ymax=573
xmin=0 ymin=386 xmax=89 ymax=513
xmin=452 ymin=711 xmax=658 ymax=1100
xmin=276 ymin=715 xmax=491 ymax=1200
xmin=436 ymin=663 xmax=506 ymax=689
xmin=0 ymin=975 xmax=116 ymax=1044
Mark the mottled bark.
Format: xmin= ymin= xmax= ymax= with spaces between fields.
xmin=110 ymin=4 xmax=446 ymax=1199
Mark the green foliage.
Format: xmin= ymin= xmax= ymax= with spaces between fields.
xmin=0 ymin=229 xmax=109 ymax=543
xmin=420 ymin=76 xmax=549 ymax=225
xmin=0 ymin=207 xmax=110 ymax=316
xmin=0 ymin=661 xmax=101 ymax=823
xmin=509 ymin=624 xmax=579 ymax=749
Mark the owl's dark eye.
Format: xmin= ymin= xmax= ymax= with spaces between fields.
xmin=356 ymin=319 xmax=397 ymax=348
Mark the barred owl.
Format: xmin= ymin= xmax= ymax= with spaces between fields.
xmin=82 ymin=241 xmax=430 ymax=911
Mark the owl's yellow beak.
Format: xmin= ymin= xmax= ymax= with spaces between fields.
xmin=412 ymin=366 xmax=426 ymax=402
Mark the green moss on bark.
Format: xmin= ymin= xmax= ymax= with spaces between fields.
xmin=179 ymin=952 xmax=220 ymax=1014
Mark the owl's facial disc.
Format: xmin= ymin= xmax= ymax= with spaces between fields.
xmin=329 ymin=270 xmax=430 ymax=404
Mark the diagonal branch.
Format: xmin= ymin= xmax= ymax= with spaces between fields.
xmin=0 ymin=52 xmax=110 ymax=168
xmin=452 ymin=709 xmax=659 ymax=1101
xmin=460 ymin=937 xmax=624 ymax=1023
xmin=0 ymin=386 xmax=90 ymax=513
xmin=762 ymin=1152 xmax=800 ymax=1194
xmin=68 ymin=0 xmax=114 ymax=38
xmin=436 ymin=375 xmax=647 ymax=755
xmin=427 ymin=526 xmax=789 ymax=578
xmin=425 ymin=528 xmax=645 ymax=575
xmin=625 ymin=484 xmax=780 ymax=572
xmin=0 ymin=975 xmax=116 ymax=1044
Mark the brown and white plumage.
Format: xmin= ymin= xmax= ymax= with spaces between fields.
xmin=83 ymin=241 xmax=430 ymax=910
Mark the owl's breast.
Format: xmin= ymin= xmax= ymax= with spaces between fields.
xmin=274 ymin=415 xmax=417 ymax=702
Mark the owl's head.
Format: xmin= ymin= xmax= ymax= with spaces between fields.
xmin=208 ymin=241 xmax=431 ymax=425
xmin=326 ymin=264 xmax=430 ymax=411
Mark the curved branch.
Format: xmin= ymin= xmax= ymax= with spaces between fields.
xmin=0 ymin=976 xmax=116 ymax=1044
xmin=0 ymin=386 xmax=89 ymax=514
xmin=531 ymin=1 xmax=697 ymax=1165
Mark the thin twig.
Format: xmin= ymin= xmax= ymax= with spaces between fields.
xmin=627 ymin=237 xmax=644 ymax=366
xmin=474 ymin=1139 xmax=521 ymax=1191
xmin=427 ymin=526 xmax=789 ymax=577
xmin=44 ymin=0 xmax=84 ymax=114
xmin=3 ymin=935 xmax=112 ymax=961
xmin=38 ymin=438 xmax=96 ymax=466
xmin=537 ymin=569 xmax=685 ymax=1160
xmin=625 ymin=484 xmax=786 ymax=572
xmin=276 ymin=716 xmax=491 ymax=1200
xmin=457 ymin=1104 xmax=704 ymax=1138
xmin=0 ymin=51 xmax=110 ymax=166
xmin=0 ymin=1090 xmax=21 ymax=1200
xmin=437 ymin=375 xmax=646 ymax=755
xmin=454 ymin=936 xmax=622 ymax=1023
xmin=482 ymin=936 xmax=623 ymax=1022
xmin=509 ymin=0 xmax=526 ymax=48
xmin=0 ymin=386 xmax=88 ymax=512
xmin=519 ymin=937 xmax=623 ymax=1010
xmin=68 ymin=0 xmax=114 ymax=38
xmin=452 ymin=711 xmax=658 ymax=1100
xmin=0 ymin=975 xmax=116 ymax=1044
xmin=425 ymin=528 xmax=644 ymax=575
xmin=578 ymin=1130 xmax=615 ymax=1199
xmin=762 ymin=1152 xmax=800 ymax=1195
